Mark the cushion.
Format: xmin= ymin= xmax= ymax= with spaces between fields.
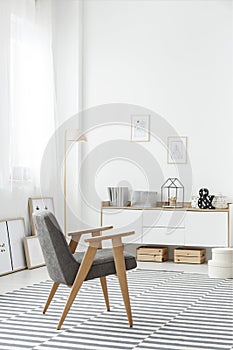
xmin=74 ymin=248 xmax=137 ymax=281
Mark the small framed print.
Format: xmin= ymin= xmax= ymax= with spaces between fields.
xmin=131 ymin=115 xmax=150 ymax=142
xmin=167 ymin=136 xmax=187 ymax=164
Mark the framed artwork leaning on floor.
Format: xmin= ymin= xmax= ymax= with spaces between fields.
xmin=28 ymin=197 xmax=55 ymax=235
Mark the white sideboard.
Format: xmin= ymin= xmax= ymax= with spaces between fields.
xmin=101 ymin=204 xmax=232 ymax=248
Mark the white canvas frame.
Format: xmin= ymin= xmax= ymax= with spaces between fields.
xmin=0 ymin=218 xmax=26 ymax=276
xmin=28 ymin=197 xmax=55 ymax=235
xmin=24 ymin=235 xmax=45 ymax=269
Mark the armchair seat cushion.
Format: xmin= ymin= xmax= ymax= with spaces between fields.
xmin=74 ymin=249 xmax=137 ymax=281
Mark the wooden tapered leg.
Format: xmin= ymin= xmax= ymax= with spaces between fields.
xmin=43 ymin=282 xmax=59 ymax=314
xmin=57 ymin=245 xmax=98 ymax=330
xmin=113 ymin=245 xmax=133 ymax=327
xmin=100 ymin=277 xmax=110 ymax=311
xmin=69 ymin=239 xmax=78 ymax=254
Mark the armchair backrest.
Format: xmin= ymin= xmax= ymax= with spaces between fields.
xmin=33 ymin=211 xmax=79 ymax=285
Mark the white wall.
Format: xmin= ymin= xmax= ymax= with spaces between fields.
xmin=0 ymin=0 xmax=232 ymax=234
xmin=52 ymin=0 xmax=83 ymax=127
xmin=80 ymin=0 xmax=233 ymax=226
xmin=51 ymin=0 xmax=84 ymax=231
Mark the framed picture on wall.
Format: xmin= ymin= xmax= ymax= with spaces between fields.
xmin=167 ymin=136 xmax=187 ymax=164
xmin=131 ymin=115 xmax=150 ymax=142
xmin=28 ymin=197 xmax=55 ymax=235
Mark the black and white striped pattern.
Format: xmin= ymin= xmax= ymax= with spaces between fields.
xmin=0 ymin=270 xmax=232 ymax=350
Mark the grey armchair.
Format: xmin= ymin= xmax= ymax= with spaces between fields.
xmin=33 ymin=211 xmax=137 ymax=329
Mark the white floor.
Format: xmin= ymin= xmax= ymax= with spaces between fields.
xmin=0 ymin=261 xmax=208 ymax=295
xmin=137 ymin=260 xmax=208 ymax=273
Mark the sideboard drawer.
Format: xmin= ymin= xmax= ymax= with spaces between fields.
xmin=102 ymin=209 xmax=143 ymax=247
xmin=185 ymin=212 xmax=228 ymax=247
xmin=142 ymin=227 xmax=185 ymax=245
xmin=143 ymin=210 xmax=186 ymax=228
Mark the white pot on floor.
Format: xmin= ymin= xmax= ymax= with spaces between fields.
xmin=208 ymin=260 xmax=233 ymax=278
xmin=208 ymin=248 xmax=233 ymax=278
xmin=212 ymin=248 xmax=233 ymax=265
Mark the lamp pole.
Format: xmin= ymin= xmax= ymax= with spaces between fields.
xmin=64 ymin=129 xmax=86 ymax=236
xmin=64 ymin=129 xmax=68 ymax=235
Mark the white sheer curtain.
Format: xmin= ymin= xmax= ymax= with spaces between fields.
xmin=9 ymin=0 xmax=55 ymax=187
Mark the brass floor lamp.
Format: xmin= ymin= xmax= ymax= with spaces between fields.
xmin=64 ymin=129 xmax=87 ymax=235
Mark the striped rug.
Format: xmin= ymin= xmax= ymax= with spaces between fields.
xmin=0 ymin=270 xmax=232 ymax=350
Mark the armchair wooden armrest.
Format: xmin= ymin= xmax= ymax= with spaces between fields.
xmin=68 ymin=226 xmax=113 ymax=253
xmin=68 ymin=226 xmax=113 ymax=240
xmin=85 ymin=231 xmax=135 ymax=247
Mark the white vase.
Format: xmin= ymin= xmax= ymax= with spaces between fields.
xmin=212 ymin=193 xmax=228 ymax=209
xmin=191 ymin=195 xmax=199 ymax=208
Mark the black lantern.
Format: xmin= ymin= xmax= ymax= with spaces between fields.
xmin=161 ymin=178 xmax=184 ymax=208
